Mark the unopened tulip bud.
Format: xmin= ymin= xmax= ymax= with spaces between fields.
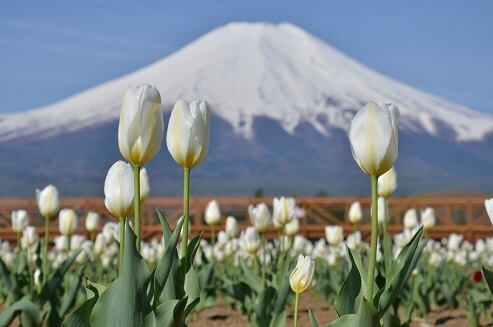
xmin=421 ymin=207 xmax=436 ymax=230
xmin=241 ymin=227 xmax=261 ymax=254
xmin=12 ymin=210 xmax=29 ymax=233
xmin=85 ymin=211 xmax=99 ymax=233
xmin=36 ymin=185 xmax=59 ymax=220
xmin=140 ymin=168 xmax=151 ymax=202
xmin=118 ymin=84 xmax=163 ymax=166
xmin=348 ymin=201 xmax=363 ymax=224
xmin=485 ymin=198 xmax=493 ymax=225
xmin=403 ymin=209 xmax=418 ymax=230
xmin=166 ymin=99 xmax=210 ymax=169
xmin=325 ymin=225 xmax=343 ymax=246
xmin=285 ymin=217 xmax=299 ymax=237
xmin=59 ymin=209 xmax=78 ymax=237
xmin=248 ymin=203 xmax=272 ymax=233
xmin=289 ymin=255 xmax=315 ymax=294
xmin=205 ymin=200 xmax=221 ymax=226
xmin=225 ymin=216 xmax=239 ymax=239
xmin=378 ymin=167 xmax=397 ymax=198
xmin=273 ymin=197 xmax=296 ymax=226
xmin=104 ymin=161 xmax=134 ymax=219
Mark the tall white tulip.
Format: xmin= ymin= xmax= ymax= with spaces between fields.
xmin=348 ymin=201 xmax=363 ymax=225
xmin=85 ymin=211 xmax=99 ymax=233
xmin=241 ymin=227 xmax=261 ymax=255
xmin=118 ymin=84 xmax=163 ymax=166
xmin=225 ymin=216 xmax=239 ymax=239
xmin=273 ymin=197 xmax=296 ymax=226
xmin=290 ymin=255 xmax=315 ymax=294
xmin=204 ymin=200 xmax=221 ymax=226
xmin=403 ymin=208 xmax=418 ymax=230
xmin=485 ymin=198 xmax=493 ymax=225
xmin=348 ymin=101 xmax=400 ymax=177
xmin=166 ymin=99 xmax=210 ymax=169
xmin=139 ymin=168 xmax=151 ymax=202
xmin=248 ymin=203 xmax=272 ymax=233
xmin=325 ymin=225 xmax=343 ymax=246
xmin=378 ymin=167 xmax=397 ymax=198
xmin=421 ymin=207 xmax=436 ymax=230
xmin=104 ymin=161 xmax=134 ymax=219
xmin=376 ymin=196 xmax=387 ymax=225
xmin=36 ymin=184 xmax=59 ymax=220
xmin=12 ymin=210 xmax=29 ymax=233
xmin=59 ymin=209 xmax=78 ymax=237
xmin=285 ymin=217 xmax=300 ymax=237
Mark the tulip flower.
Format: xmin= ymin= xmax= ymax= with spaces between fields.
xmin=23 ymin=226 xmax=38 ymax=248
xmin=285 ymin=217 xmax=299 ymax=237
xmin=290 ymin=254 xmax=315 ymax=327
xmin=166 ymin=99 xmax=210 ymax=170
xmin=55 ymin=235 xmax=69 ymax=252
xmin=59 ymin=208 xmax=78 ymax=238
xmin=403 ymin=208 xmax=418 ymax=230
xmin=205 ymin=200 xmax=221 ymax=226
xmin=241 ymin=227 xmax=261 ymax=255
xmin=34 ymin=268 xmax=42 ymax=293
xmin=11 ymin=210 xmax=29 ymax=239
xmin=104 ymin=160 xmax=134 ymax=276
xmin=325 ymin=225 xmax=343 ymax=246
xmin=36 ymin=184 xmax=59 ymax=220
xmin=248 ymin=203 xmax=272 ymax=233
xmin=348 ymin=201 xmax=363 ymax=226
xmin=485 ymin=198 xmax=493 ymax=225
xmin=421 ymin=207 xmax=436 ymax=236
xmin=273 ymin=197 xmax=296 ymax=227
xmin=118 ymin=84 xmax=163 ymax=166
xmin=378 ymin=167 xmax=397 ymax=199
xmin=225 ymin=216 xmax=239 ymax=239
xmin=348 ymin=101 xmax=399 ymax=177
xmin=94 ymin=233 xmax=106 ymax=256
xmin=140 ymin=168 xmax=150 ymax=202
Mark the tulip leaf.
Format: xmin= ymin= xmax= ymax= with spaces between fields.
xmin=354 ymin=298 xmax=380 ymax=327
xmin=59 ymin=264 xmax=86 ymax=317
xmin=378 ymin=226 xmax=423 ymax=315
xmin=154 ymin=214 xmax=184 ymax=306
xmin=308 ymin=308 xmax=319 ymax=327
xmin=482 ymin=266 xmax=493 ymax=296
xmin=89 ymin=221 xmax=155 ymax=327
xmin=334 ymin=248 xmax=368 ymax=316
xmin=183 ymin=266 xmax=201 ymax=317
xmin=62 ymin=283 xmax=101 ymax=327
xmin=254 ymin=286 xmax=276 ymax=326
xmin=239 ymin=260 xmax=263 ymax=293
xmin=270 ymin=311 xmax=286 ymax=327
xmin=325 ymin=314 xmax=357 ymax=327
xmin=184 ymin=232 xmax=203 ymax=273
xmin=155 ymin=300 xmax=179 ymax=327
xmin=156 ymin=209 xmax=172 ymax=243
xmin=0 ymin=297 xmax=42 ymax=327
xmin=271 ymin=270 xmax=291 ymax=318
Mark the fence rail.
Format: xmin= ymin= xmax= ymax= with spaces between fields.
xmin=0 ymin=197 xmax=492 ymax=243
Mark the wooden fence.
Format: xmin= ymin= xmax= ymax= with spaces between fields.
xmin=0 ymin=197 xmax=492 ymax=244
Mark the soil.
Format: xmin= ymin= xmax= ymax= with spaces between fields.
xmin=187 ymin=291 xmax=493 ymax=327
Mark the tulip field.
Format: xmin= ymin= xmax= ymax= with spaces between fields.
xmin=1 ymin=86 xmax=493 ymax=327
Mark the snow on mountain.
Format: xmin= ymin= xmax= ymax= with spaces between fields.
xmin=1 ymin=21 xmax=492 ymax=142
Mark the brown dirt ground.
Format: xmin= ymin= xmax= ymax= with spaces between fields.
xmin=187 ymin=291 xmax=493 ymax=327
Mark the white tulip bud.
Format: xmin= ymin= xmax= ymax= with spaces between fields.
xmin=23 ymin=226 xmax=38 ymax=247
xmin=204 ymin=200 xmax=221 ymax=226
xmin=285 ymin=217 xmax=299 ymax=237
xmin=248 ymin=203 xmax=272 ymax=233
xmin=54 ymin=235 xmax=69 ymax=252
xmin=104 ymin=161 xmax=134 ymax=219
xmin=94 ymin=233 xmax=106 ymax=255
xmin=485 ymin=198 xmax=493 ymax=225
xmin=118 ymin=84 xmax=163 ymax=166
xmin=421 ymin=207 xmax=436 ymax=230
xmin=225 ymin=216 xmax=239 ymax=239
xmin=289 ymin=255 xmax=315 ymax=294
xmin=273 ymin=197 xmax=296 ymax=226
xmin=348 ymin=201 xmax=362 ymax=224
xmin=325 ymin=226 xmax=343 ymax=246
xmin=166 ymin=99 xmax=210 ymax=169
xmin=12 ymin=210 xmax=29 ymax=233
xmin=36 ymin=185 xmax=59 ymax=220
xmin=140 ymin=168 xmax=151 ymax=202
xmin=59 ymin=208 xmax=78 ymax=237
xmin=34 ymin=268 xmax=42 ymax=292
xmin=378 ymin=167 xmax=397 ymax=198
xmin=348 ymin=101 xmax=399 ymax=176
xmin=85 ymin=211 xmax=99 ymax=233
xmin=241 ymin=227 xmax=261 ymax=255
xmin=403 ymin=209 xmax=418 ymax=230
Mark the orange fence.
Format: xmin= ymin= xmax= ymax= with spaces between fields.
xmin=0 ymin=197 xmax=492 ymax=243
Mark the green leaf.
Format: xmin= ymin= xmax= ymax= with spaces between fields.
xmin=271 ymin=271 xmax=291 ymax=319
xmin=354 ymin=298 xmax=380 ymax=327
xmin=326 ymin=314 xmax=357 ymax=327
xmin=59 ymin=264 xmax=86 ymax=317
xmin=0 ymin=297 xmax=42 ymax=327
xmin=482 ymin=266 xmax=493 ymax=296
xmin=239 ymin=260 xmax=263 ymax=293
xmin=62 ymin=283 xmax=101 ymax=327
xmin=334 ymin=248 xmax=367 ymax=316
xmin=184 ymin=233 xmax=203 ymax=273
xmin=155 ymin=300 xmax=179 ymax=327
xmin=308 ymin=308 xmax=319 ymax=327
xmin=154 ymin=213 xmax=185 ymax=305
xmin=183 ymin=266 xmax=201 ymax=318
xmin=157 ymin=209 xmax=172 ymax=243
xmin=270 ymin=310 xmax=287 ymax=327
xmin=89 ymin=220 xmax=155 ymax=327
xmin=378 ymin=226 xmax=423 ymax=314
xmin=254 ymin=286 xmax=276 ymax=326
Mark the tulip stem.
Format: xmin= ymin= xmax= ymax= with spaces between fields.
xmin=119 ymin=218 xmax=125 ymax=276
xmin=211 ymin=225 xmax=215 ymax=249
xmin=382 ymin=198 xmax=392 ymax=274
xmin=134 ymin=165 xmax=141 ymax=252
xmin=366 ymin=175 xmax=379 ymax=301
xmin=180 ymin=168 xmax=191 ymax=271
xmin=294 ymin=292 xmax=300 ymax=327
xmin=43 ymin=218 xmax=50 ymax=285
xmin=16 ymin=232 xmax=21 ymax=251
xmin=261 ymin=232 xmax=266 ymax=288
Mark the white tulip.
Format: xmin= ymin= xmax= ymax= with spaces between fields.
xmin=285 ymin=217 xmax=300 ymax=236
xmin=403 ymin=209 xmax=418 ymax=230
xmin=70 ymin=235 xmax=85 ymax=252
xmin=140 ymin=168 xmax=151 ymax=202
xmin=485 ymin=198 xmax=493 ymax=225
xmin=166 ymin=99 xmax=210 ymax=169
xmin=273 ymin=197 xmax=296 ymax=226
xmin=447 ymin=233 xmax=463 ymax=252
xmin=85 ymin=211 xmax=99 ymax=233
xmin=225 ymin=216 xmax=239 ymax=239
xmin=378 ymin=167 xmax=397 ymax=198
xmin=421 ymin=207 xmax=436 ymax=230
xmin=94 ymin=233 xmax=106 ymax=255
xmin=54 ymin=235 xmax=69 ymax=252
xmin=289 ymin=255 xmax=315 ymax=294
xmin=59 ymin=208 xmax=78 ymax=237
xmin=348 ymin=201 xmax=363 ymax=224
xmin=118 ymin=84 xmax=163 ymax=166
xmin=102 ymin=222 xmax=119 ymax=244
xmin=346 ymin=231 xmax=362 ymax=251
xmin=348 ymin=101 xmax=399 ymax=176
xmin=34 ymin=268 xmax=42 ymax=292
xmin=248 ymin=203 xmax=272 ymax=233
xmin=293 ymin=235 xmax=306 ymax=254
xmin=104 ymin=161 xmax=134 ymax=219
xmin=36 ymin=184 xmax=59 ymax=219
xmin=376 ymin=197 xmax=387 ymax=225
xmin=241 ymin=227 xmax=261 ymax=255
xmin=204 ymin=200 xmax=221 ymax=226
xmin=23 ymin=226 xmax=38 ymax=247
xmin=325 ymin=225 xmax=343 ymax=246
xmin=11 ymin=210 xmax=29 ymax=233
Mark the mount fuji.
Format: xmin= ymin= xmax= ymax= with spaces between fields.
xmin=1 ymin=22 xmax=492 ymax=197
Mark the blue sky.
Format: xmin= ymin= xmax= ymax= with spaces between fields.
xmin=1 ymin=1 xmax=492 ymax=114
